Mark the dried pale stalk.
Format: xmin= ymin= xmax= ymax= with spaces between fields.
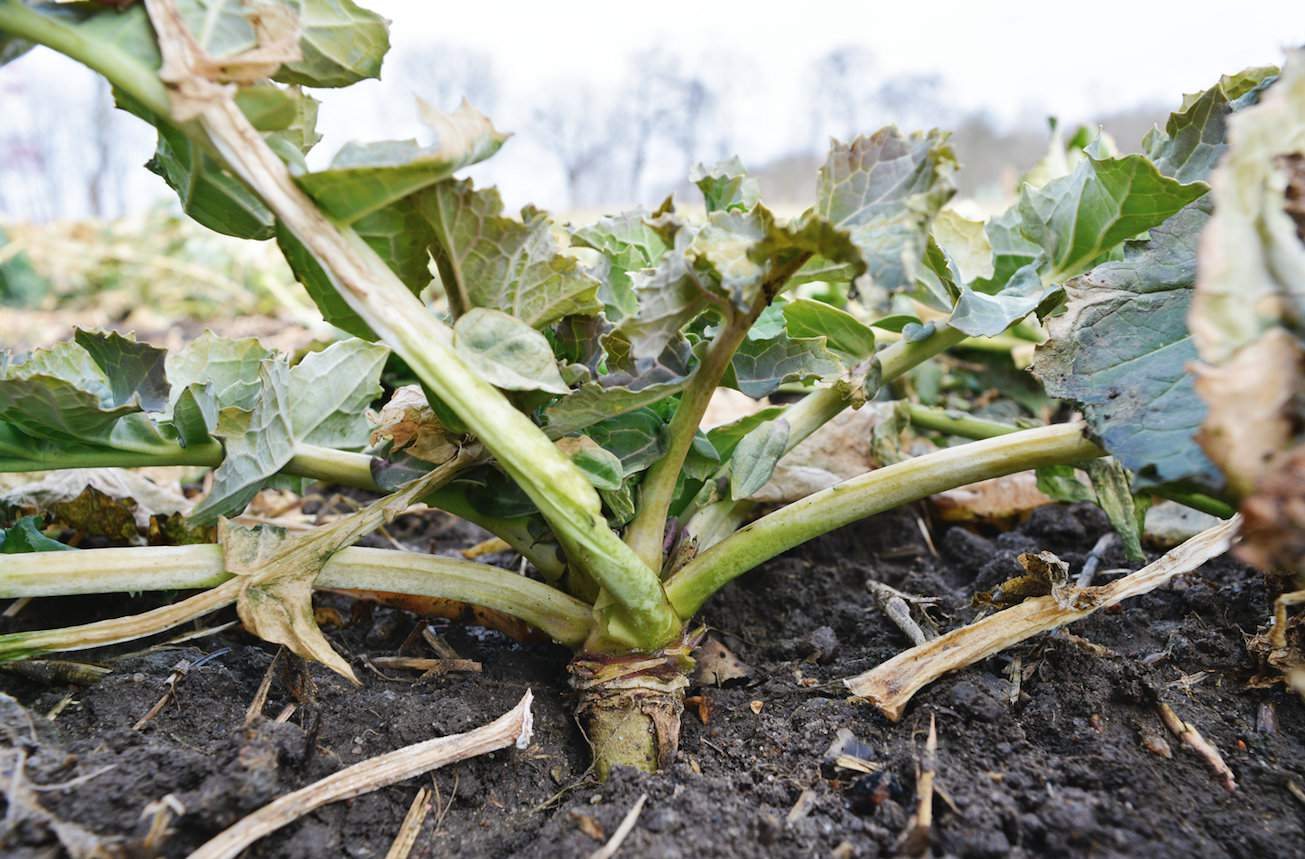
xmin=896 ymin=714 xmax=937 ymax=856
xmin=1156 ymin=702 xmax=1237 ymax=792
xmin=189 ymin=691 xmax=533 ymax=859
xmin=846 ymin=516 xmax=1241 ymax=720
xmin=384 ymin=786 xmax=433 ymax=859
xmin=588 ymin=793 xmax=648 ymax=859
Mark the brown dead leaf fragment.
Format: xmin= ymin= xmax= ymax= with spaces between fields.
xmin=932 ymin=471 xmax=1055 ymax=525
xmin=368 ymin=385 xmax=458 ymax=465
xmin=570 ymin=810 xmax=606 ymax=842
xmin=692 ymin=636 xmax=753 ymax=686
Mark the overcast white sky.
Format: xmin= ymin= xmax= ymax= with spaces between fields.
xmin=2 ymin=0 xmax=1303 ymax=216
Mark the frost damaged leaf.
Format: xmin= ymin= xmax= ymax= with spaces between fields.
xmin=273 ymin=0 xmax=391 ymax=88
xmin=691 ymin=156 xmax=761 ymax=214
xmin=453 ymin=309 xmax=569 ymax=394
xmin=193 ymin=339 xmax=388 ymax=523
xmin=816 ymin=129 xmax=957 ymax=297
xmin=1191 ymin=55 xmax=1305 ymax=504
xmin=730 ymin=418 xmax=789 ymax=500
xmin=611 ymin=229 xmax=711 ymax=360
xmin=424 ymin=180 xmax=602 ymax=328
xmin=296 ymin=100 xmax=507 ymax=224
xmin=368 ymin=385 xmax=458 ymax=465
xmin=219 ymin=453 xmax=466 ymax=683
xmin=0 ymin=468 xmax=192 ymax=542
xmin=1032 ymin=203 xmax=1222 ymax=490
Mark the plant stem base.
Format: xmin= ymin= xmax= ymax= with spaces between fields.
xmin=569 ymin=640 xmax=697 ymax=778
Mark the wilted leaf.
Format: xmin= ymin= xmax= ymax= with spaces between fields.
xmin=165 ymin=331 xmax=271 ymax=414
xmin=424 ymin=180 xmax=602 ymax=328
xmin=1084 ymin=458 xmax=1147 ymax=562
xmin=693 ymin=635 xmax=753 ymax=685
xmin=147 ymin=125 xmax=276 ymax=240
xmin=296 ymin=100 xmax=506 ymax=223
xmin=1191 ymin=54 xmax=1305 ymax=503
xmin=816 ymin=129 xmax=957 ymax=298
xmin=0 ymin=468 xmax=191 ymax=541
xmin=452 ymin=308 xmax=569 ymax=394
xmin=219 ymin=454 xmax=466 ymax=682
xmin=933 ymin=472 xmax=1056 ymax=523
xmin=368 ymin=385 xmax=457 ymax=464
xmin=730 ymin=418 xmax=789 ymax=500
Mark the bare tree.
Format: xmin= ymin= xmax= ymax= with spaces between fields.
xmin=388 ymin=41 xmax=499 ymax=115
xmin=807 ymin=46 xmax=878 ymax=145
xmin=531 ymin=82 xmax=622 ymax=208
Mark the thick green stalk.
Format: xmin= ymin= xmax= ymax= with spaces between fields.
xmin=625 ymin=315 xmax=753 ymax=571
xmin=0 ymin=1 xmax=174 ymax=121
xmin=0 ymin=544 xmax=593 ymax=653
xmin=904 ymin=404 xmax=1238 ymax=519
xmin=16 ymin=2 xmax=678 ymax=648
xmin=676 ymin=324 xmax=969 ymax=551
xmin=665 ymin=423 xmax=1104 ymax=617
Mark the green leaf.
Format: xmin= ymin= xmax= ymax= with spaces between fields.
xmin=452 ymin=308 xmax=569 ymax=394
xmin=147 ymin=125 xmax=276 ymax=240
xmin=1084 ymin=458 xmax=1147 ymax=562
xmin=0 ymin=342 xmax=140 ymax=442
xmin=73 ymin=329 xmax=169 ymax=413
xmin=352 ymin=197 xmax=435 ymax=290
xmin=690 ymin=157 xmax=761 ymax=214
xmin=543 ymin=378 xmax=688 ymax=437
xmin=729 ymin=418 xmax=789 ymax=500
xmin=781 ymin=297 xmax=874 ymax=361
xmin=952 ymin=152 xmax=1209 ymax=337
xmin=296 ymin=100 xmax=506 ymax=224
xmin=815 ymin=129 xmax=957 ymax=298
xmin=557 ymin=436 xmax=624 ymax=491
xmin=275 ymin=220 xmax=377 ymax=339
xmin=273 ymin=0 xmax=391 ymax=88
xmin=706 ymin=406 xmax=787 ymax=461
xmin=608 ymin=228 xmax=710 ymax=360
xmin=1146 ymin=67 xmax=1277 ymax=183
xmin=192 ymin=339 xmax=387 ymax=523
xmin=165 ymin=331 xmax=272 ymax=414
xmin=724 ymin=331 xmax=844 ymax=399
xmin=1035 ymin=464 xmax=1096 ymax=505
xmin=424 ymin=180 xmax=603 ymax=328
xmin=584 ymin=408 xmax=667 ymax=477
xmin=1032 ymin=202 xmax=1222 ymax=490
xmin=0 ymin=516 xmax=74 ymax=554
xmin=0 ymin=227 xmax=49 ymax=308
xmin=572 ymin=211 xmax=669 ymax=320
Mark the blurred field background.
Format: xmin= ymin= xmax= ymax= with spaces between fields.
xmin=3 ymin=0 xmax=1302 ymax=348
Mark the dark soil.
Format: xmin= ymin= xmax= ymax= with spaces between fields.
xmin=2 ymin=503 xmax=1303 ymax=858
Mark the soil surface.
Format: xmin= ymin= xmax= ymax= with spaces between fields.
xmin=2 ymin=502 xmax=1303 ymax=858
